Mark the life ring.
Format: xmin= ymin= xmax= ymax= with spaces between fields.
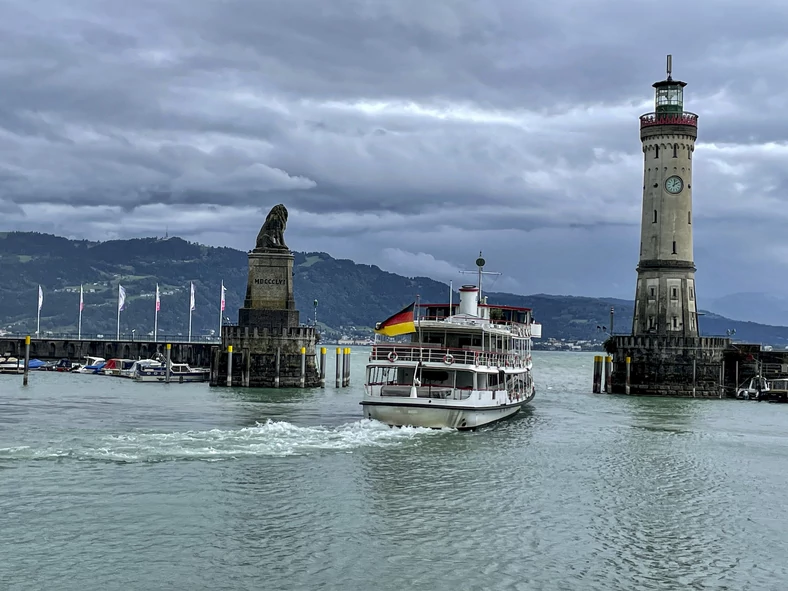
xmin=443 ymin=354 xmax=454 ymax=365
xmin=388 ymin=351 xmax=398 ymax=362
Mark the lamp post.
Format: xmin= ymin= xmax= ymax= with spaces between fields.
xmin=313 ymin=299 xmax=318 ymax=327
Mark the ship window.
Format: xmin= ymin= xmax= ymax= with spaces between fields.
xmin=653 ymin=210 xmax=657 ymax=223
xmin=672 ymin=241 xmax=677 ymax=254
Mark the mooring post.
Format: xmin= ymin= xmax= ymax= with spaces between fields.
xmin=604 ymin=356 xmax=612 ymax=394
xmin=692 ymin=357 xmax=697 ymax=398
xmin=274 ymin=347 xmax=281 ymax=388
xmin=592 ymin=355 xmax=601 ymax=393
xmin=226 ymin=345 xmax=233 ymax=387
xmin=243 ymin=349 xmax=251 ymax=388
xmin=319 ymin=347 xmax=327 ymax=388
xmin=341 ymin=348 xmax=347 ymax=387
xmin=720 ymin=360 xmax=725 ymax=399
xmin=22 ymin=335 xmax=30 ymax=386
xmin=625 ymin=356 xmax=631 ymax=395
xmin=335 ymin=347 xmax=341 ymax=388
xmin=735 ymin=360 xmax=739 ymax=392
xmin=300 ymin=347 xmax=306 ymax=388
xmin=346 ymin=347 xmax=352 ymax=387
xmin=165 ymin=343 xmax=172 ymax=383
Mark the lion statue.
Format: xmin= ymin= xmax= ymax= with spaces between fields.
xmin=255 ymin=204 xmax=289 ymax=250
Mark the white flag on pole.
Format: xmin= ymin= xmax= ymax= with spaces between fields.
xmin=38 ymin=285 xmax=43 ymax=311
xmin=118 ymin=285 xmax=126 ymax=311
xmin=190 ymin=282 xmax=196 ymax=311
xmin=79 ymin=285 xmax=84 ymax=311
xmin=155 ymin=284 xmax=161 ymax=312
xmin=221 ymin=282 xmax=226 ymax=311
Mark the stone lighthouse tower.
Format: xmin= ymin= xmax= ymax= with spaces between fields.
xmin=632 ymin=55 xmax=699 ymax=337
xmin=609 ymin=55 xmax=731 ymax=397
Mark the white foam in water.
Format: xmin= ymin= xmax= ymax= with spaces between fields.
xmin=0 ymin=419 xmax=447 ymax=463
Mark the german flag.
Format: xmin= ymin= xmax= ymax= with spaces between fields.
xmin=374 ymin=302 xmax=416 ymax=336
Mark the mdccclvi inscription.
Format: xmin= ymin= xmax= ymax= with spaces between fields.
xmin=254 ymin=278 xmax=286 ymax=286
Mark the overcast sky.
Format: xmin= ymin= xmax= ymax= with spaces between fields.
xmin=1 ymin=0 xmax=787 ymax=302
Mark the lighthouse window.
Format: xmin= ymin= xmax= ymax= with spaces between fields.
xmin=688 ymin=147 xmax=692 ymax=160
xmin=672 ymin=241 xmax=677 ymax=254
xmin=649 ymin=287 xmax=655 ymax=298
xmin=688 ymin=211 xmax=691 ymax=224
xmin=673 ymin=316 xmax=678 ymax=329
xmin=648 ymin=316 xmax=655 ymax=329
xmin=653 ymin=210 xmax=658 ymax=223
xmin=655 ymin=146 xmax=660 ymax=158
xmin=671 ymin=288 xmax=678 ymax=298
xmin=673 ymin=144 xmax=678 ymax=158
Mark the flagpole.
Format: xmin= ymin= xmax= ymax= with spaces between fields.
xmin=218 ymin=280 xmax=224 ymax=340
xmin=36 ymin=285 xmax=41 ymax=336
xmin=154 ymin=283 xmax=159 ymax=342
xmin=78 ymin=284 xmax=83 ymax=340
xmin=117 ymin=285 xmax=121 ymax=340
xmin=188 ymin=281 xmax=193 ymax=341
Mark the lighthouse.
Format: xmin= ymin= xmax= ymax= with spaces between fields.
xmin=632 ymin=55 xmax=699 ymax=337
xmin=609 ymin=55 xmax=732 ymax=398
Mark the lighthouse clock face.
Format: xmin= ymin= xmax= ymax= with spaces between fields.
xmin=665 ymin=175 xmax=684 ymax=194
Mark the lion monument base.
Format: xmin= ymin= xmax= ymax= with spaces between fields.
xmin=210 ymin=204 xmax=321 ymax=388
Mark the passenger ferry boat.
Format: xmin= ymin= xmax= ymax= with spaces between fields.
xmin=362 ymin=259 xmax=541 ymax=430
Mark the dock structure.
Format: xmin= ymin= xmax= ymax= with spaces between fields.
xmin=209 ymin=204 xmax=321 ymax=388
xmin=0 ymin=336 xmax=213 ymax=366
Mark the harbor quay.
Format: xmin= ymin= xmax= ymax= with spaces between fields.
xmin=0 ymin=336 xmax=213 ymax=367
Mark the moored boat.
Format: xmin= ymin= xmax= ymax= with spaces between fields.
xmin=72 ymin=356 xmax=106 ymax=374
xmin=362 ymin=256 xmax=541 ymax=430
xmin=132 ymin=362 xmax=209 ymax=383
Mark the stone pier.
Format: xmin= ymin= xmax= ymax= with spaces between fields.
xmin=608 ymin=335 xmax=730 ymax=397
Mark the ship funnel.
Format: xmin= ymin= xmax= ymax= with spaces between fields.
xmin=459 ymin=285 xmax=479 ymax=316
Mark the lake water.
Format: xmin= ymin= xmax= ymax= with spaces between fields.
xmin=1 ymin=350 xmax=787 ymax=590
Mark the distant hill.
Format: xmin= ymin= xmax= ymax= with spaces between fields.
xmin=1 ymin=231 xmax=788 ymax=346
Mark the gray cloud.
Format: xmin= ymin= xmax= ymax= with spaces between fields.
xmin=1 ymin=0 xmax=788 ymax=303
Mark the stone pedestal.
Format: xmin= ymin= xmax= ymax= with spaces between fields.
xmin=243 ymin=249 xmax=296 ymax=311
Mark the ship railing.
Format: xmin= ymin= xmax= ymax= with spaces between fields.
xmin=370 ymin=344 xmax=530 ymax=368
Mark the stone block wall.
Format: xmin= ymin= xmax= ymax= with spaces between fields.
xmin=209 ymin=325 xmax=321 ymax=388
xmin=609 ymin=334 xmax=731 ymax=397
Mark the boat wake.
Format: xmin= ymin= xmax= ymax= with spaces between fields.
xmin=0 ymin=419 xmax=446 ymax=464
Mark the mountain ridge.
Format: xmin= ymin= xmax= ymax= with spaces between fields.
xmin=1 ymin=231 xmax=787 ymax=346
